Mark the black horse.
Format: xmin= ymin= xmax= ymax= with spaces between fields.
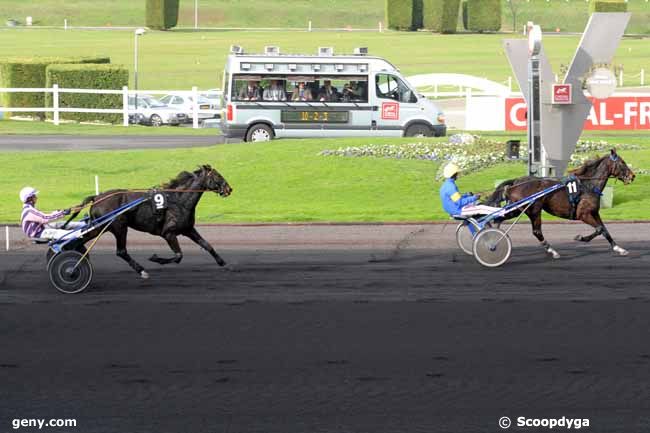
xmin=485 ymin=149 xmax=635 ymax=258
xmin=69 ymin=165 xmax=232 ymax=279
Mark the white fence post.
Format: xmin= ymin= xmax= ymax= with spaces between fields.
xmin=122 ymin=86 xmax=129 ymax=126
xmin=5 ymin=226 xmax=9 ymax=252
xmin=192 ymin=86 xmax=199 ymax=129
xmin=508 ymin=76 xmax=512 ymax=91
xmin=641 ymin=69 xmax=645 ymax=86
xmin=308 ymin=20 xmax=312 ymax=32
xmin=619 ymin=70 xmax=623 ymax=87
xmin=64 ymin=19 xmax=67 ymax=30
xmin=95 ymin=175 xmax=100 ymax=195
xmin=434 ymin=83 xmax=438 ymax=98
xmin=52 ymin=83 xmax=60 ymax=126
xmin=378 ymin=22 xmax=382 ymax=33
xmin=464 ymin=88 xmax=472 ymax=130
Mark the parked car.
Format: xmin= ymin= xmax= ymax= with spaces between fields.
xmin=200 ymin=89 xmax=223 ymax=108
xmin=128 ymin=95 xmax=186 ymax=126
xmin=159 ymin=93 xmax=220 ymax=122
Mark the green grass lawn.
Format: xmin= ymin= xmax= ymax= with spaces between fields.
xmin=0 ymin=1 xmax=648 ymax=33
xmin=0 ymin=29 xmax=648 ymax=90
xmin=0 ymin=120 xmax=217 ymax=135
xmin=1 ymin=135 xmax=648 ymax=224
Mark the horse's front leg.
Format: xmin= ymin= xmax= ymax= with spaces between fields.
xmin=185 ymin=227 xmax=226 ymax=266
xmin=578 ymin=211 xmax=628 ymax=256
xmin=149 ymin=233 xmax=183 ymax=265
xmin=527 ymin=208 xmax=560 ymax=259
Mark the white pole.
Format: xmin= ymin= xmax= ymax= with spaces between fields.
xmin=619 ymin=70 xmax=623 ymax=87
xmin=464 ymin=88 xmax=472 ymax=130
xmin=194 ymin=0 xmax=198 ymax=29
xmin=434 ymin=83 xmax=438 ymax=98
xmin=641 ymin=69 xmax=645 ymax=86
xmin=64 ymin=19 xmax=67 ymax=30
xmin=134 ymin=32 xmax=139 ymax=110
xmin=508 ymin=76 xmax=512 ymax=91
xmin=308 ymin=20 xmax=312 ymax=32
xmin=122 ymin=86 xmax=129 ymax=126
xmin=192 ymin=86 xmax=199 ymax=129
xmin=379 ymin=21 xmax=382 ymax=33
xmin=95 ymin=175 xmax=99 ymax=195
xmin=5 ymin=226 xmax=9 ymax=252
xmin=53 ymin=83 xmax=60 ymax=126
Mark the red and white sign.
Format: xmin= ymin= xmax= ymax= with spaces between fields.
xmin=552 ymin=84 xmax=572 ymax=104
xmin=505 ymin=96 xmax=650 ymax=131
xmin=381 ymin=102 xmax=399 ymax=120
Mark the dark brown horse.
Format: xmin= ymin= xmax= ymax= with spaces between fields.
xmin=67 ymin=165 xmax=232 ymax=279
xmin=485 ymin=149 xmax=635 ymax=259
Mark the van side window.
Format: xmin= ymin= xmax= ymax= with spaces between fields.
xmin=375 ymin=74 xmax=416 ymax=103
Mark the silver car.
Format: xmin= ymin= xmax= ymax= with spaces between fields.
xmin=128 ymin=95 xmax=186 ymax=126
xmin=159 ymin=93 xmax=219 ymax=122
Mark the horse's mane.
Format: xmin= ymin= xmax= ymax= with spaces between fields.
xmin=161 ymin=165 xmax=213 ymax=188
xmin=569 ymin=155 xmax=607 ymax=176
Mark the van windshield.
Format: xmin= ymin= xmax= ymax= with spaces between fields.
xmin=231 ymin=74 xmax=368 ymax=103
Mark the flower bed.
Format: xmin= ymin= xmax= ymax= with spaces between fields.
xmin=320 ymin=135 xmax=642 ymax=179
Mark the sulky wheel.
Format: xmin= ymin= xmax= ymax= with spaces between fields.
xmin=47 ymin=250 xmax=94 ymax=294
xmin=455 ymin=220 xmax=480 ymax=256
xmin=472 ymin=227 xmax=512 ymax=268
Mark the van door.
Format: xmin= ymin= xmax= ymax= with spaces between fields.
xmin=372 ymin=73 xmax=421 ymax=137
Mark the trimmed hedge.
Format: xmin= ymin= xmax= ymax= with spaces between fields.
xmin=0 ymin=56 xmax=110 ymax=119
xmin=146 ymin=0 xmax=180 ymax=30
xmin=589 ymin=1 xmax=627 ymax=13
xmin=422 ymin=0 xmax=460 ymax=33
xmin=386 ymin=0 xmax=414 ymax=30
xmin=466 ymin=0 xmax=501 ymax=32
xmin=45 ymin=64 xmax=128 ymax=124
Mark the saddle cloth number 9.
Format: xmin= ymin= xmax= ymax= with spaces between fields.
xmin=153 ymin=193 xmax=167 ymax=211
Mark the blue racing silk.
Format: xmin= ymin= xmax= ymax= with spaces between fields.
xmin=440 ymin=178 xmax=477 ymax=215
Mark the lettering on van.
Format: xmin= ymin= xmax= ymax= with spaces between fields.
xmin=381 ymin=102 xmax=399 ymax=120
xmin=281 ymin=110 xmax=349 ymax=123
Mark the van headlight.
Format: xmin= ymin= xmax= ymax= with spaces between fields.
xmin=437 ymin=113 xmax=446 ymax=124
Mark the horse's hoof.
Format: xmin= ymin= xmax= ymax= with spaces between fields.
xmin=140 ymin=270 xmax=150 ymax=279
xmin=613 ymin=246 xmax=629 ymax=256
xmin=547 ymin=249 xmax=561 ymax=259
xmin=224 ymin=263 xmax=238 ymax=272
xmin=574 ymin=235 xmax=584 ymax=242
xmin=148 ymin=254 xmax=159 ymax=262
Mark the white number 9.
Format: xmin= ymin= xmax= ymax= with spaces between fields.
xmin=154 ymin=193 xmax=165 ymax=209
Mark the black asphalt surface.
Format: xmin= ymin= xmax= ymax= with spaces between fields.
xmin=2 ymin=242 xmax=650 ymax=433
xmin=0 ymin=134 xmax=229 ymax=151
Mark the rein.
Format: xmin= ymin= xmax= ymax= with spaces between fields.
xmin=77 ymin=188 xmax=221 ymax=211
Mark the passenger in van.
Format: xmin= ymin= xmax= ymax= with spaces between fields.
xmin=263 ymin=80 xmax=287 ymax=101
xmin=342 ymin=81 xmax=364 ymax=102
xmin=318 ymin=80 xmax=339 ymax=102
xmin=238 ymin=80 xmax=262 ymax=101
xmin=291 ymin=82 xmax=313 ymax=101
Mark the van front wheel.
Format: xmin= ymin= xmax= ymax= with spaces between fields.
xmin=246 ymin=124 xmax=274 ymax=142
xmin=404 ymin=123 xmax=432 ymax=138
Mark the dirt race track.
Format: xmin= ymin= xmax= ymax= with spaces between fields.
xmin=1 ymin=223 xmax=650 ymax=432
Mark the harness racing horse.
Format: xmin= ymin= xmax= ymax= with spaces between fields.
xmin=68 ymin=165 xmax=232 ymax=279
xmin=485 ymin=149 xmax=635 ymax=259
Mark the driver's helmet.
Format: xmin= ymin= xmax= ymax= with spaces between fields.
xmin=443 ymin=163 xmax=460 ymax=179
xmin=19 ymin=186 xmax=38 ymax=203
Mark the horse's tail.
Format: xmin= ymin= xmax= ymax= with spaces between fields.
xmin=484 ymin=179 xmax=516 ymax=207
